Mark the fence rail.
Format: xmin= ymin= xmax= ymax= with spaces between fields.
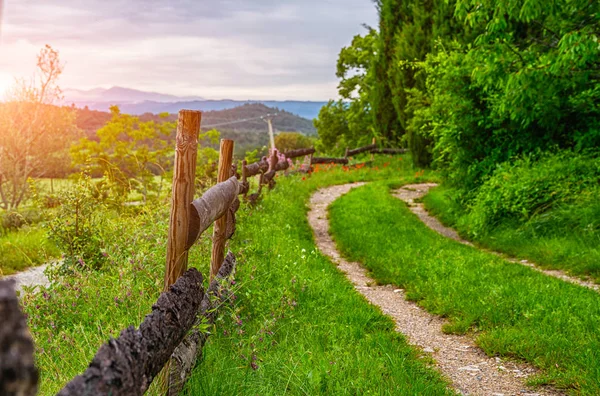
xmin=0 ymin=109 xmax=408 ymax=396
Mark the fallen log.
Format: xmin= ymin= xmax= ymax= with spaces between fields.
xmin=167 ymin=252 xmax=237 ymax=395
xmin=347 ymin=144 xmax=376 ymax=157
xmin=0 ymin=280 xmax=38 ymax=396
xmin=371 ymin=148 xmax=407 ymax=155
xmin=244 ymin=157 xmax=269 ymax=177
xmin=58 ymin=269 xmax=205 ymax=396
xmin=284 ymin=147 xmax=315 ymax=159
xmin=311 ymin=157 xmax=349 ymax=165
xmin=187 ymin=177 xmax=240 ymax=250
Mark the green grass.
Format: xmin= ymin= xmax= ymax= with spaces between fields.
xmin=0 ymin=228 xmax=60 ymax=275
xmin=184 ymin=158 xmax=452 ymax=395
xmin=329 ymin=182 xmax=600 ymax=394
xmin=422 ymin=185 xmax=600 ymax=283
xmin=24 ymin=156 xmax=454 ymax=395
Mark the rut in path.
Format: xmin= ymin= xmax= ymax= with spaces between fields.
xmin=308 ymin=183 xmax=562 ymax=396
xmin=2 ymin=264 xmax=50 ymax=293
xmin=392 ymin=183 xmax=599 ymax=293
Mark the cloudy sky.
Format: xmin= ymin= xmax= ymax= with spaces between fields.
xmin=0 ymin=0 xmax=378 ymax=100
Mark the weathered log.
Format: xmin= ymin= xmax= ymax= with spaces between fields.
xmin=262 ymin=160 xmax=289 ymax=185
xmin=0 ymin=280 xmax=38 ymax=396
xmin=58 ymin=269 xmax=204 ymax=396
xmin=186 ymin=177 xmax=239 ymax=250
xmin=238 ymin=180 xmax=250 ymax=196
xmin=284 ymin=147 xmax=315 ymax=159
xmin=225 ymin=196 xmax=240 ymax=240
xmin=244 ymin=157 xmax=269 ymax=177
xmin=311 ymin=157 xmax=349 ymax=165
xmin=371 ymin=148 xmax=408 ymax=155
xmin=167 ymin=253 xmax=236 ymax=396
xmin=347 ymin=144 xmax=376 ymax=157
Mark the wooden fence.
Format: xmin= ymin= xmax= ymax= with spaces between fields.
xmin=0 ymin=110 xmax=407 ymax=396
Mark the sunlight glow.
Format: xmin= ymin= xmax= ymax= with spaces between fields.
xmin=0 ymin=72 xmax=13 ymax=100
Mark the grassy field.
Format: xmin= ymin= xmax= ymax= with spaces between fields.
xmin=329 ymin=182 xmax=600 ymax=394
xmin=422 ymin=185 xmax=600 ymax=283
xmin=0 ymin=228 xmax=60 ymax=275
xmin=23 ymin=157 xmax=456 ymax=395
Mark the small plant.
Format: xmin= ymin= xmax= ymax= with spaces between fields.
xmin=47 ymin=176 xmax=107 ymax=273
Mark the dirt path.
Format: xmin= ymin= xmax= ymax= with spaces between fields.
xmin=308 ymin=183 xmax=562 ymax=396
xmin=393 ymin=183 xmax=599 ymax=293
xmin=2 ymin=264 xmax=50 ymax=293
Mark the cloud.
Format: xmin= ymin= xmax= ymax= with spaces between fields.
xmin=0 ymin=0 xmax=377 ymax=100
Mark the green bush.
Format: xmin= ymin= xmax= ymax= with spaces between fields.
xmin=47 ymin=178 xmax=108 ymax=273
xmin=467 ymin=150 xmax=600 ymax=233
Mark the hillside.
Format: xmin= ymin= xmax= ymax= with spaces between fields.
xmin=75 ymin=103 xmax=317 ymax=137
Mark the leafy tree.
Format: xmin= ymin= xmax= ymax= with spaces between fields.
xmin=0 ymin=45 xmax=77 ymax=209
xmin=315 ymin=30 xmax=378 ymax=153
xmin=71 ymin=106 xmax=175 ymax=203
xmin=424 ymin=0 xmax=600 ymax=193
xmin=274 ymin=132 xmax=312 ymax=152
xmin=314 ymin=100 xmax=351 ymax=153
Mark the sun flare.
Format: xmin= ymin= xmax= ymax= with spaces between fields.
xmin=0 ymin=72 xmax=14 ymax=100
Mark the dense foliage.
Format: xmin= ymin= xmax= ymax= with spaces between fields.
xmin=317 ymin=0 xmax=599 ymax=225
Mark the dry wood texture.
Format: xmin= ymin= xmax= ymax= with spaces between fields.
xmin=186 ymin=176 xmax=240 ymax=250
xmin=311 ymin=157 xmax=349 ymax=165
xmin=58 ymin=269 xmax=205 ymax=396
xmin=164 ymin=110 xmax=201 ymax=290
xmin=211 ymin=139 xmax=234 ymax=279
xmin=347 ymin=144 xmax=376 ymax=157
xmin=244 ymin=157 xmax=269 ymax=177
xmin=284 ymin=147 xmax=315 ymax=159
xmin=0 ymin=280 xmax=38 ymax=396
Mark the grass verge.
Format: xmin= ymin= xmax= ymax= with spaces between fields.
xmin=422 ymin=185 xmax=600 ymax=283
xmin=24 ymin=156 xmax=453 ymax=395
xmin=0 ymin=228 xmax=60 ymax=275
xmin=329 ymin=182 xmax=600 ymax=394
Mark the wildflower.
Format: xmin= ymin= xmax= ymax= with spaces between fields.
xmin=251 ymin=361 xmax=258 ymax=371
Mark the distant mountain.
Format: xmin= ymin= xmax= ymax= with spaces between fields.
xmin=63 ymin=86 xmax=204 ymax=104
xmin=63 ymin=86 xmax=327 ymax=120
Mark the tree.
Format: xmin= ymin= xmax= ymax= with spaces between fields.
xmin=71 ymin=106 xmax=175 ymax=203
xmin=0 ymin=45 xmax=77 ymax=210
xmin=274 ymin=132 xmax=312 ymax=152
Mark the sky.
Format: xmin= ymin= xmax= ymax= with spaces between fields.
xmin=0 ymin=0 xmax=378 ymax=101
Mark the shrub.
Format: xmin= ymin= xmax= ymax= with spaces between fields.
xmin=466 ymin=150 xmax=600 ymax=234
xmin=47 ymin=177 xmax=107 ymax=273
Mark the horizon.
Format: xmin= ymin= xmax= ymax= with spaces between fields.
xmin=0 ymin=0 xmax=378 ymax=101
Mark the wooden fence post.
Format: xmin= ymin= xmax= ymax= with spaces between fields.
xmin=160 ymin=110 xmax=200 ymax=394
xmin=371 ymin=137 xmax=376 ymax=162
xmin=164 ymin=110 xmax=201 ymax=290
xmin=241 ymin=159 xmax=248 ymax=199
xmin=344 ymin=147 xmax=349 ymax=159
xmin=210 ymin=139 xmax=234 ymax=280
